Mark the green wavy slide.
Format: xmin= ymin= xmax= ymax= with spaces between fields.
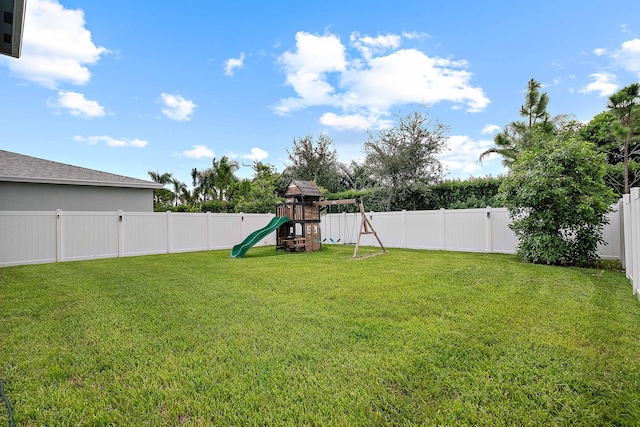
xmin=230 ymin=216 xmax=290 ymax=258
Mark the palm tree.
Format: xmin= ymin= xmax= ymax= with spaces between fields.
xmin=479 ymin=79 xmax=571 ymax=167
xmin=170 ymin=178 xmax=187 ymax=206
xmin=148 ymin=171 xmax=173 ymax=207
xmin=607 ymin=83 xmax=640 ymax=194
xmin=148 ymin=171 xmax=173 ymax=185
xmin=190 ymin=167 xmax=217 ymax=203
xmin=213 ymin=156 xmax=239 ymax=201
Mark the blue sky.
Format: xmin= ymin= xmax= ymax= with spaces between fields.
xmin=1 ymin=0 xmax=640 ymax=187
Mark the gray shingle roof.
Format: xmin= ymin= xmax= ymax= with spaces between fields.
xmin=0 ymin=150 xmax=163 ymax=189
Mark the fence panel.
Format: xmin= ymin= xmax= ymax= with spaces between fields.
xmin=443 ymin=209 xmax=487 ymax=252
xmin=405 ymin=210 xmax=443 ymax=250
xmin=171 ymin=212 xmax=209 ymax=253
xmin=489 ymin=208 xmax=518 ymax=253
xmin=0 ymin=211 xmax=57 ymax=266
xmin=598 ymin=204 xmax=623 ymax=261
xmin=121 ymin=212 xmax=168 ymax=256
xmin=631 ymin=188 xmax=640 ymax=296
xmin=61 ymin=211 xmax=119 ymax=261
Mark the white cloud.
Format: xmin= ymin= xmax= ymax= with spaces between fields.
xmin=481 ymin=124 xmax=501 ymax=135
xmin=402 ymin=31 xmax=431 ymax=40
xmin=439 ymin=135 xmax=498 ymax=177
xmin=580 ymin=73 xmax=619 ymax=97
xmin=276 ymin=31 xmax=347 ymax=114
xmin=3 ymin=0 xmax=108 ymax=88
xmin=50 ymin=91 xmax=105 ymax=118
xmin=160 ymin=93 xmax=197 ymax=121
xmin=613 ymin=38 xmax=640 ymax=76
xmin=183 ymin=145 xmax=214 ymax=159
xmin=350 ymin=32 xmax=401 ymax=60
xmin=224 ymin=52 xmax=245 ymax=76
xmin=319 ymin=112 xmax=393 ymax=131
xmin=275 ymin=31 xmax=489 ymax=130
xmin=240 ymin=147 xmax=269 ymax=162
xmin=593 ymin=48 xmax=607 ymax=56
xmin=75 ymin=135 xmax=148 ymax=148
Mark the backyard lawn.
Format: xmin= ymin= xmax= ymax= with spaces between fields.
xmin=1 ymin=246 xmax=639 ymax=426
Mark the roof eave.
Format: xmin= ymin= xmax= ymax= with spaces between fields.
xmin=0 ymin=176 xmax=164 ymax=189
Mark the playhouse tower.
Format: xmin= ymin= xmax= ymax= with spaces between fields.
xmin=275 ymin=180 xmax=322 ymax=252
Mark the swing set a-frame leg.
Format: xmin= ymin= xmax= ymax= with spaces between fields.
xmin=353 ymin=201 xmax=385 ymax=257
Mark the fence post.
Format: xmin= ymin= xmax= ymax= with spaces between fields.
xmin=623 ymin=195 xmax=632 ymax=278
xmin=56 ymin=209 xmax=63 ymax=262
xmin=118 ymin=210 xmax=124 ymax=257
xmin=485 ymin=206 xmax=493 ymax=253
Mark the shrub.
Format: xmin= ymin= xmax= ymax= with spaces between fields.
xmin=500 ymin=131 xmax=617 ymax=266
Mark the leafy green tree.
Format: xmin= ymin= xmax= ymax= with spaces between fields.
xmin=363 ymin=110 xmax=447 ymax=210
xmin=283 ymin=132 xmax=344 ymax=192
xmin=480 ymin=78 xmax=571 ymax=167
xmin=212 ymin=156 xmax=239 ymax=201
xmin=581 ymin=108 xmax=640 ymax=195
xmin=500 ymin=130 xmax=616 ymax=267
xmin=607 ymin=83 xmax=640 ymax=194
xmin=233 ymin=162 xmax=283 ymax=213
xmin=190 ymin=167 xmax=216 ymax=203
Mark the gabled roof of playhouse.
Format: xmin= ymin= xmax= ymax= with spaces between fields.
xmin=0 ymin=149 xmax=163 ymax=189
xmin=285 ymin=179 xmax=322 ymax=198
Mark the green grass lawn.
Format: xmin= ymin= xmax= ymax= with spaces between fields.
xmin=1 ymin=245 xmax=640 ymax=426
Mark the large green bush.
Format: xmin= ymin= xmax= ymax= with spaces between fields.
xmin=500 ymin=132 xmax=616 ymax=267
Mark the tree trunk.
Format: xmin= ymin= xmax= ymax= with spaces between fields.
xmin=624 ymin=138 xmax=630 ymax=194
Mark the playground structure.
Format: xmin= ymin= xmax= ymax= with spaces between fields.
xmin=230 ymin=180 xmax=385 ymax=258
xmin=276 ymin=180 xmax=385 ymax=256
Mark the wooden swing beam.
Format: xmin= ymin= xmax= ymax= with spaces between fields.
xmin=312 ymin=198 xmax=386 ymax=257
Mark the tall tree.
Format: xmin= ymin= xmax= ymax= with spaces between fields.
xmin=283 ymin=132 xmax=343 ymax=192
xmin=479 ymin=78 xmax=570 ymax=167
xmin=148 ymin=171 xmax=174 ymax=210
xmin=170 ymin=178 xmax=187 ymax=206
xmin=148 ymin=171 xmax=173 ymax=185
xmin=213 ymin=156 xmax=239 ymax=201
xmin=607 ymin=83 xmax=640 ymax=194
xmin=364 ymin=111 xmax=447 ymax=210
xmin=190 ymin=167 xmax=216 ymax=203
xmin=233 ymin=161 xmax=283 ymax=213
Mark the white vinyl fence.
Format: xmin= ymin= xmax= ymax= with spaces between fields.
xmin=322 ymin=205 xmax=623 ymax=260
xmin=0 ymin=210 xmax=275 ymax=267
xmin=621 ymin=188 xmax=640 ymax=298
xmin=0 ymin=204 xmax=626 ymax=271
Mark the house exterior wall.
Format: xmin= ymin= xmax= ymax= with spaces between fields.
xmin=0 ymin=182 xmax=154 ymax=212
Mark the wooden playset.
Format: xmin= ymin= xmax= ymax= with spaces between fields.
xmin=275 ymin=180 xmax=385 ymax=257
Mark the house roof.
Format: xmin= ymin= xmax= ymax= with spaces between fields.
xmin=285 ymin=179 xmax=322 ymax=198
xmin=0 ymin=150 xmax=163 ymax=189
